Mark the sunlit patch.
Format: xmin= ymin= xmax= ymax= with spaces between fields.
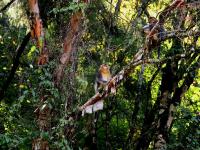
xmin=19 ymin=84 xmax=25 ymax=88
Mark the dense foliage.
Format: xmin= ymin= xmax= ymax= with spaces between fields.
xmin=0 ymin=0 xmax=199 ymax=149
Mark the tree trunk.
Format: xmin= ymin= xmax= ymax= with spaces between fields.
xmin=56 ymin=0 xmax=90 ymax=145
xmin=28 ymin=1 xmax=50 ymax=149
xmin=0 ymin=32 xmax=31 ymax=101
xmin=134 ymin=37 xmax=199 ymax=150
xmin=154 ymin=56 xmax=200 ymax=149
xmin=54 ymin=11 xmax=83 ymax=86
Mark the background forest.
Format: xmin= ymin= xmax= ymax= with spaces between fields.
xmin=0 ymin=0 xmax=200 ymax=149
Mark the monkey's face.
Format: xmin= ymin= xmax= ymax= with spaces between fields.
xmin=148 ymin=17 xmax=158 ymax=24
xmin=100 ymin=64 xmax=110 ymax=73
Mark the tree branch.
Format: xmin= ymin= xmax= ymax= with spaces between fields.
xmin=161 ymin=30 xmax=200 ymax=40
xmin=79 ymin=27 xmax=200 ymax=114
xmin=0 ymin=32 xmax=31 ymax=101
xmin=79 ymin=53 xmax=188 ymax=111
xmin=131 ymin=0 xmax=151 ymax=28
xmin=79 ymin=0 xmax=200 ymax=114
xmin=0 ymin=0 xmax=16 ymax=13
xmin=172 ymin=56 xmax=200 ymax=105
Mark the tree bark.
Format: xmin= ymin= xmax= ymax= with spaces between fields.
xmin=28 ymin=1 xmax=51 ymax=149
xmin=56 ymin=0 xmax=90 ymax=145
xmin=54 ymin=11 xmax=83 ymax=86
xmin=154 ymin=55 xmax=200 ymax=149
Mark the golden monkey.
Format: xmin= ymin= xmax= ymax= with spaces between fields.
xmin=94 ymin=64 xmax=111 ymax=93
xmin=143 ymin=17 xmax=165 ymax=58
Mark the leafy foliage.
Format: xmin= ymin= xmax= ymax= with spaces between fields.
xmin=0 ymin=0 xmax=199 ymax=149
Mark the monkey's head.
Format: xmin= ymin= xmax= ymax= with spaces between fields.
xmin=99 ymin=64 xmax=110 ymax=74
xmin=142 ymin=17 xmax=157 ymax=34
xmin=143 ymin=17 xmax=159 ymax=36
xmin=148 ymin=17 xmax=158 ymax=24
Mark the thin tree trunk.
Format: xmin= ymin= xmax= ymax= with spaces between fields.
xmin=56 ymin=0 xmax=90 ymax=145
xmin=105 ymin=109 xmax=110 ymax=150
xmin=135 ymin=39 xmax=183 ymax=150
xmin=28 ymin=1 xmax=50 ymax=149
xmin=154 ymin=56 xmax=200 ymax=149
xmin=113 ymin=0 xmax=122 ymax=23
xmin=0 ymin=32 xmax=31 ymax=101
xmin=54 ymin=11 xmax=83 ymax=86
xmin=53 ymin=0 xmax=91 ymax=145
xmin=125 ymin=78 xmax=144 ymax=149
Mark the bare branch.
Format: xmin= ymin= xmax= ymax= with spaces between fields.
xmin=161 ymin=30 xmax=200 ymax=40
xmin=0 ymin=0 xmax=16 ymax=13
xmin=79 ymin=0 xmax=200 ymax=114
xmin=114 ymin=0 xmax=122 ymax=19
xmin=0 ymin=32 xmax=31 ymax=101
xmin=79 ymin=53 xmax=189 ymax=111
xmin=131 ymin=0 xmax=151 ymax=27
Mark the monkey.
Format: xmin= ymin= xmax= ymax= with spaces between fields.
xmin=142 ymin=17 xmax=165 ymax=58
xmin=144 ymin=17 xmax=162 ymax=39
xmin=94 ymin=64 xmax=111 ymax=93
xmin=91 ymin=64 xmax=111 ymax=148
xmin=92 ymin=64 xmax=111 ymax=147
